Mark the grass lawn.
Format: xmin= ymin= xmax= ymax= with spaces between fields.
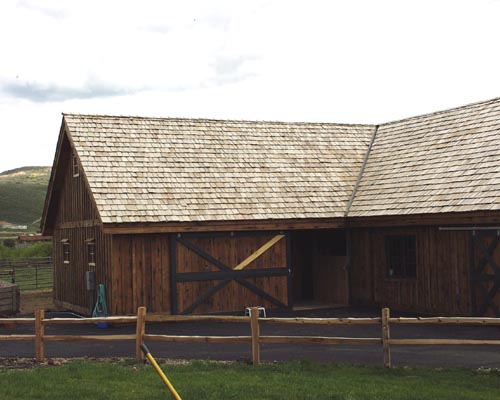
xmin=0 ymin=360 xmax=499 ymax=399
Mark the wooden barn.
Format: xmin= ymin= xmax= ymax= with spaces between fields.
xmin=41 ymin=98 xmax=500 ymax=316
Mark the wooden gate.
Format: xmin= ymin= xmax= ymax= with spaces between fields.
xmin=170 ymin=232 xmax=291 ymax=314
xmin=471 ymin=229 xmax=500 ymax=316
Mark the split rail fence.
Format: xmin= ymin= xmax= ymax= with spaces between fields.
xmin=2 ymin=307 xmax=500 ymax=367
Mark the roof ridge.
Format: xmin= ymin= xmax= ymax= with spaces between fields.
xmin=378 ymin=96 xmax=500 ymax=127
xmin=62 ymin=113 xmax=375 ymax=128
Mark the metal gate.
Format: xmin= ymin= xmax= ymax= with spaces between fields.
xmin=471 ymin=229 xmax=500 ymax=316
xmin=170 ymin=232 xmax=292 ymax=314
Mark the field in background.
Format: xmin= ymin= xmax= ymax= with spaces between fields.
xmin=0 ymin=360 xmax=498 ymax=400
xmin=0 ymin=166 xmax=50 ymax=229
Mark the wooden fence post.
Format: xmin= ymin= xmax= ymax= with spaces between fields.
xmin=35 ymin=309 xmax=45 ymax=362
xmin=250 ymin=307 xmax=260 ymax=365
xmin=382 ymin=307 xmax=391 ymax=368
xmin=136 ymin=306 xmax=147 ymax=361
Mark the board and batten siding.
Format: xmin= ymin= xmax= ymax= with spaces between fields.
xmin=349 ymin=227 xmax=471 ymax=315
xmin=52 ymin=142 xmax=112 ymax=315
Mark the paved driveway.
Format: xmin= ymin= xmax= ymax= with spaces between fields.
xmin=2 ymin=307 xmax=500 ymax=368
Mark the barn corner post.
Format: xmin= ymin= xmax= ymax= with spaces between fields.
xmin=35 ymin=309 xmax=45 ymax=362
xmin=136 ymin=306 xmax=147 ymax=361
xmin=381 ymin=308 xmax=391 ymax=368
xmin=250 ymin=307 xmax=261 ymax=365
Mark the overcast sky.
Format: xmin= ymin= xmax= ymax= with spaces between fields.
xmin=1 ymin=0 xmax=500 ymax=173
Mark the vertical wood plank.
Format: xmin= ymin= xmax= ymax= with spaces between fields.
xmin=135 ymin=306 xmax=147 ymax=361
xmin=250 ymin=307 xmax=260 ymax=365
xmin=170 ymin=236 xmax=178 ymax=314
xmin=35 ymin=309 xmax=45 ymax=362
xmin=382 ymin=307 xmax=391 ymax=368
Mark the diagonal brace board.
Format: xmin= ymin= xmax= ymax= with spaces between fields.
xmin=175 ymin=235 xmax=288 ymax=313
xmin=233 ymin=234 xmax=285 ymax=270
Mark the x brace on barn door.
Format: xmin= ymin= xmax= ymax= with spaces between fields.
xmin=169 ymin=233 xmax=291 ymax=314
xmin=471 ymin=230 xmax=500 ymax=316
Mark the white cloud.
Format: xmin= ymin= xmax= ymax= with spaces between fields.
xmin=1 ymin=0 xmax=500 ymax=172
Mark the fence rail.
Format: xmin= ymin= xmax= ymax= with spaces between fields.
xmin=1 ymin=307 xmax=500 ymax=367
xmin=0 ymin=257 xmax=53 ymax=290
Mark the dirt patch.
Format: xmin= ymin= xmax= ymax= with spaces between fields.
xmin=19 ymin=290 xmax=62 ymax=315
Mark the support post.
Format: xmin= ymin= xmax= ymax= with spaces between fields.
xmin=136 ymin=306 xmax=147 ymax=361
xmin=382 ymin=307 xmax=391 ymax=368
xmin=35 ymin=309 xmax=45 ymax=362
xmin=250 ymin=307 xmax=260 ymax=365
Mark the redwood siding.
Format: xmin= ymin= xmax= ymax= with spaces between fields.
xmin=53 ymin=226 xmax=112 ymax=313
xmin=349 ymin=227 xmax=471 ymax=315
xmin=53 ymin=154 xmax=99 ymax=225
xmin=52 ymin=143 xmax=112 ymax=314
xmin=110 ymin=232 xmax=288 ymax=315
xmin=111 ymin=234 xmax=171 ymax=315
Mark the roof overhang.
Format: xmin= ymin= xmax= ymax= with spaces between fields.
xmin=102 ymin=217 xmax=347 ymax=235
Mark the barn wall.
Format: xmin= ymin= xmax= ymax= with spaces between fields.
xmin=52 ymin=143 xmax=112 ymax=314
xmin=53 ymin=226 xmax=112 ymax=314
xmin=110 ymin=232 xmax=289 ymax=315
xmin=53 ymin=143 xmax=100 ymax=225
xmin=111 ymin=234 xmax=171 ymax=315
xmin=349 ymin=226 xmax=471 ymax=315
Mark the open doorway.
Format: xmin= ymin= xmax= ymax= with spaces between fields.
xmin=291 ymin=229 xmax=349 ymax=308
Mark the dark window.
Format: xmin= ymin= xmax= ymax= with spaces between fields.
xmin=385 ymin=235 xmax=416 ymax=278
xmin=62 ymin=241 xmax=70 ymax=264
xmin=72 ymin=155 xmax=79 ymax=177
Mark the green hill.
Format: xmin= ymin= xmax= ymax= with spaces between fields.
xmin=0 ymin=166 xmax=51 ymax=230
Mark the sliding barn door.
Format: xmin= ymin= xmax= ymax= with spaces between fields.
xmin=471 ymin=229 xmax=500 ymax=316
xmin=170 ymin=232 xmax=291 ymax=314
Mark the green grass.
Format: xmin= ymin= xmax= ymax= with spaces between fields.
xmin=0 ymin=360 xmax=499 ymax=399
xmin=0 ymin=166 xmax=50 ymax=227
xmin=0 ymin=242 xmax=52 ymax=259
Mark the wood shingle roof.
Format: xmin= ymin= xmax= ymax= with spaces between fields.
xmin=64 ymin=115 xmax=374 ymax=224
xmin=54 ymin=97 xmax=500 ymax=227
xmin=349 ymin=97 xmax=500 ymax=217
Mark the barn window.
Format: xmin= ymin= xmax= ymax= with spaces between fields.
xmin=86 ymin=239 xmax=96 ymax=267
xmin=72 ymin=155 xmax=79 ymax=177
xmin=61 ymin=239 xmax=70 ymax=264
xmin=385 ymin=235 xmax=416 ymax=278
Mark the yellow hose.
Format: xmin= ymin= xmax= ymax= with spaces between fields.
xmin=141 ymin=344 xmax=182 ymax=400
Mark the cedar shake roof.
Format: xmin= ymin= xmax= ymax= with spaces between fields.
xmin=64 ymin=115 xmax=374 ymax=223
xmin=348 ymin=97 xmax=500 ymax=217
xmin=47 ymin=97 xmax=499 ymax=228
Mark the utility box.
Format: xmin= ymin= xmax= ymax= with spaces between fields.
xmin=86 ymin=271 xmax=95 ymax=291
